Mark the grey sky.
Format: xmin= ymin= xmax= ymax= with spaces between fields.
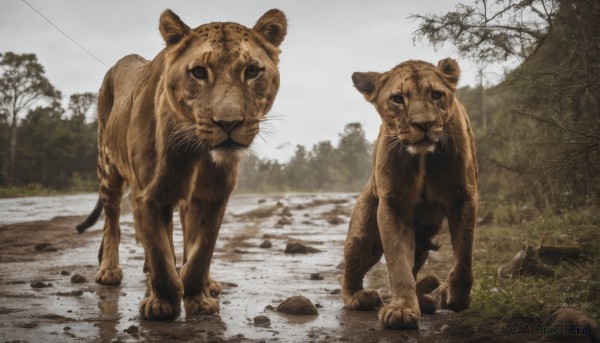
xmin=1 ymin=0 xmax=491 ymax=162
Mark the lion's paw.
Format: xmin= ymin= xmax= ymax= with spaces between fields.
xmin=184 ymin=293 xmax=219 ymax=316
xmin=444 ymin=282 xmax=471 ymax=312
xmin=378 ymin=304 xmax=420 ymax=330
xmin=95 ymin=267 xmax=122 ymax=285
xmin=208 ymin=279 xmax=222 ymax=297
xmin=344 ymin=289 xmax=382 ymax=311
xmin=139 ymin=294 xmax=181 ymax=321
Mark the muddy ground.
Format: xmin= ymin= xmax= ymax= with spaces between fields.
xmin=0 ymin=193 xmax=565 ymax=342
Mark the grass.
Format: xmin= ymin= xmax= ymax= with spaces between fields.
xmin=0 ymin=183 xmax=59 ymax=198
xmin=368 ymin=204 xmax=600 ymax=324
xmin=468 ymin=206 xmax=600 ymax=322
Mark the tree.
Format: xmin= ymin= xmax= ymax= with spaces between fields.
xmin=68 ymin=92 xmax=97 ymax=120
xmin=336 ymin=122 xmax=372 ymax=191
xmin=285 ymin=145 xmax=310 ymax=190
xmin=0 ymin=52 xmax=60 ymax=185
xmin=412 ymin=0 xmax=557 ymax=64
xmin=66 ymin=93 xmax=98 ymax=188
xmin=414 ymin=0 xmax=600 ymax=207
xmin=308 ymin=141 xmax=338 ymax=191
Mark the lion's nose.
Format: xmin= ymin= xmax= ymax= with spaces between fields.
xmin=410 ymin=119 xmax=435 ymax=132
xmin=215 ymin=119 xmax=244 ymax=133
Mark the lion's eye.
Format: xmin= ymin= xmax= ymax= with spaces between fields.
xmin=245 ymin=65 xmax=264 ymax=80
xmin=431 ymin=90 xmax=443 ymax=100
xmin=190 ymin=67 xmax=208 ymax=80
xmin=390 ymin=94 xmax=404 ymax=105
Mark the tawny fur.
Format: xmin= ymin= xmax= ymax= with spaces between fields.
xmin=85 ymin=9 xmax=287 ymax=321
xmin=341 ymin=58 xmax=478 ymax=330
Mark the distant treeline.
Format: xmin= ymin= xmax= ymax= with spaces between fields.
xmin=237 ymin=122 xmax=372 ymax=193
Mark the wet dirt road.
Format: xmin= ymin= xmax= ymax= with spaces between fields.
xmin=0 ymin=193 xmax=531 ymax=342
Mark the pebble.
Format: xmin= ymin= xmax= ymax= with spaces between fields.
xmin=276 ymin=217 xmax=293 ymax=226
xmin=70 ymin=274 xmax=87 ymax=284
xmin=276 ymin=295 xmax=318 ymax=315
xmin=30 ymin=281 xmax=52 ymax=288
xmin=124 ymin=325 xmax=139 ymax=334
xmin=310 ymin=273 xmax=324 ymax=280
xmin=259 ymin=240 xmax=273 ymax=249
xmin=284 ymin=242 xmax=321 ymax=254
xmin=253 ymin=315 xmax=271 ymax=326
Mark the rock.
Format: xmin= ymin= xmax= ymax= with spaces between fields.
xmin=34 ymin=243 xmax=52 ymax=251
xmin=124 ymin=325 xmax=139 ymax=334
xmin=284 ymin=242 xmax=321 ymax=254
xmin=56 ymin=290 xmax=84 ymax=296
xmin=60 ymin=270 xmax=70 ymax=276
xmin=257 ymin=198 xmax=266 ymax=204
xmin=277 ymin=295 xmax=318 ymax=315
xmin=281 ymin=207 xmax=292 ymax=217
xmin=440 ymin=324 xmax=450 ymax=333
xmin=310 ymin=273 xmax=324 ymax=281
xmin=259 ymin=240 xmax=273 ymax=249
xmin=239 ymin=205 xmax=279 ymax=219
xmin=536 ymin=245 xmax=585 ymax=265
xmin=276 ymin=217 xmax=293 ymax=226
xmin=497 ymin=245 xmax=554 ymax=278
xmin=253 ymin=315 xmax=271 ymax=326
xmin=70 ymin=274 xmax=87 ymax=284
xmin=264 ymin=305 xmax=275 ymax=311
xmin=326 ymin=216 xmax=344 ymax=225
xmin=34 ymin=243 xmax=57 ymax=252
xmin=329 ymin=288 xmax=341 ymax=295
xmin=542 ymin=308 xmax=600 ymax=342
xmin=30 ymin=281 xmax=52 ymax=288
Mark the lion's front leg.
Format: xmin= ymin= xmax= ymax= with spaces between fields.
xmin=179 ymin=194 xmax=229 ymax=316
xmin=342 ymin=181 xmax=384 ymax=311
xmin=180 ymin=201 xmax=223 ymax=299
xmin=133 ymin=197 xmax=183 ymax=321
xmin=444 ymin=199 xmax=476 ymax=312
xmin=377 ymin=199 xmax=420 ymax=330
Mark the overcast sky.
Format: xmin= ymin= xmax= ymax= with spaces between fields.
xmin=1 ymin=0 xmax=500 ymax=162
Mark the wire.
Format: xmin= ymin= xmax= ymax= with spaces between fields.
xmin=20 ymin=0 xmax=109 ymax=68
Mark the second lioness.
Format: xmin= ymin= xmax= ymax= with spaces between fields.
xmin=342 ymin=58 xmax=478 ymax=329
xmin=77 ymin=9 xmax=287 ymax=320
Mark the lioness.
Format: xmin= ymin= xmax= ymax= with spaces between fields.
xmin=341 ymin=58 xmax=478 ymax=329
xmin=76 ymin=9 xmax=287 ymax=320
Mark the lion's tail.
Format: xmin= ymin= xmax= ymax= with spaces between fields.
xmin=76 ymin=198 xmax=103 ymax=233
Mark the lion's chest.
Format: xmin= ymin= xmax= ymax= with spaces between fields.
xmin=376 ymin=151 xmax=458 ymax=206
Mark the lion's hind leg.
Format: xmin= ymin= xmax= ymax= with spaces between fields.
xmin=342 ymin=183 xmax=384 ymax=311
xmin=96 ymin=153 xmax=124 ymax=285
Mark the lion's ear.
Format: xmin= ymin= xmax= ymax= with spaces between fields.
xmin=352 ymin=72 xmax=381 ymax=101
xmin=253 ymin=9 xmax=287 ymax=47
xmin=159 ymin=10 xmax=191 ymax=46
xmin=437 ymin=58 xmax=461 ymax=89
